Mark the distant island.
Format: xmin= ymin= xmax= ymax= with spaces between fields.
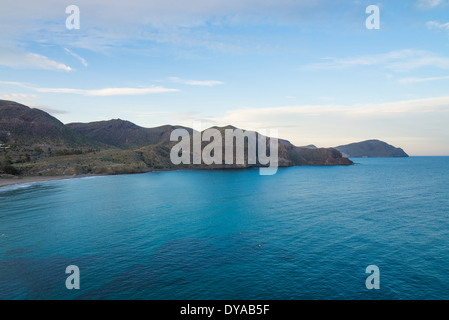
xmin=0 ymin=100 xmax=354 ymax=179
xmin=335 ymin=140 xmax=409 ymax=158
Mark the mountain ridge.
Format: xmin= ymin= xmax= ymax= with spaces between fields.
xmin=0 ymin=100 xmax=101 ymax=148
xmin=67 ymin=119 xmax=193 ymax=149
xmin=1 ymin=99 xmax=355 ymax=177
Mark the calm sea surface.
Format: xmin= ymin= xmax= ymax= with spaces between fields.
xmin=1 ymin=157 xmax=448 ymax=300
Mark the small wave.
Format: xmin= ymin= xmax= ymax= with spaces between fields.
xmin=0 ymin=179 xmax=62 ymax=192
xmin=77 ymin=176 xmax=104 ymax=181
xmin=0 ymin=183 xmax=34 ymax=192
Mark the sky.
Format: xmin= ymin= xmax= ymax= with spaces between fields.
xmin=1 ymin=0 xmax=449 ymax=155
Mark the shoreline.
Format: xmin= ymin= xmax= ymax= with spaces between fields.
xmin=0 ymin=156 xmax=428 ymax=188
xmin=0 ymin=161 xmax=355 ymax=188
xmin=0 ymin=174 xmax=103 ymax=188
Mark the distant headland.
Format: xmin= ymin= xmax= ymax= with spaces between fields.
xmin=335 ymin=140 xmax=409 ymax=158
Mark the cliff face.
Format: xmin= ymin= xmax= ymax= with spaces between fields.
xmin=335 ymin=140 xmax=409 ymax=158
xmin=282 ymin=143 xmax=353 ymax=166
xmin=1 ymin=99 xmax=353 ymax=177
xmin=166 ymin=126 xmax=353 ymax=170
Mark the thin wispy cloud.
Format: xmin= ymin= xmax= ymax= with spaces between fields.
xmin=427 ymin=21 xmax=449 ymax=29
xmin=0 ymin=81 xmax=35 ymax=88
xmin=0 ymin=81 xmax=179 ymax=97
xmin=0 ymin=47 xmax=72 ymax=72
xmin=417 ymin=0 xmax=447 ymax=8
xmin=398 ymin=75 xmax=449 ymax=84
xmin=64 ymin=48 xmax=88 ymax=67
xmin=426 ymin=20 xmax=449 ymax=35
xmin=304 ymin=49 xmax=449 ymax=72
xmin=34 ymin=86 xmax=179 ymax=96
xmin=209 ymin=96 xmax=449 ymax=126
xmin=1 ymin=93 xmax=37 ymax=100
xmin=168 ymin=77 xmax=224 ymax=86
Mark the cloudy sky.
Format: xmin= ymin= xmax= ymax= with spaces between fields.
xmin=1 ymin=0 xmax=449 ymax=155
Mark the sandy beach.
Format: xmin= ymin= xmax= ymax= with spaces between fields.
xmin=0 ymin=175 xmax=99 ymax=188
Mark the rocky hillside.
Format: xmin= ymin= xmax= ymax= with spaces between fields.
xmin=0 ymin=100 xmax=101 ymax=148
xmin=168 ymin=125 xmax=353 ymax=169
xmin=335 ymin=140 xmax=408 ymax=158
xmin=67 ymin=120 xmax=193 ymax=149
xmin=1 ymin=100 xmax=353 ymax=177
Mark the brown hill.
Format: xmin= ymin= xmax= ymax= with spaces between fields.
xmin=0 ymin=100 xmax=100 ymax=148
xmin=67 ymin=120 xmax=193 ymax=149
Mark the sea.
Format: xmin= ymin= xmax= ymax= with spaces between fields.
xmin=1 ymin=157 xmax=448 ymax=300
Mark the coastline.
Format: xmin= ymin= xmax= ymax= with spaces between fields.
xmin=0 ymin=156 xmax=361 ymax=189
xmin=0 ymin=174 xmax=103 ymax=188
xmin=0 ymin=159 xmax=357 ymax=188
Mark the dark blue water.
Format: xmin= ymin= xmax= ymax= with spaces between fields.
xmin=1 ymin=157 xmax=448 ymax=300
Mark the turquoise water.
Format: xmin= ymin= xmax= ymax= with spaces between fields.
xmin=1 ymin=157 xmax=449 ymax=300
